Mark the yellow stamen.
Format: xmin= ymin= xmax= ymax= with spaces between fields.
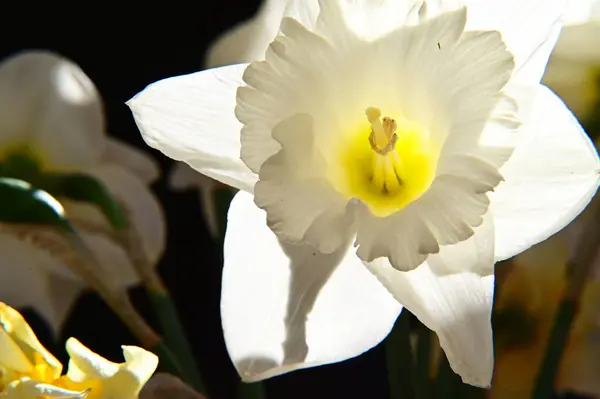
xmin=330 ymin=106 xmax=438 ymax=217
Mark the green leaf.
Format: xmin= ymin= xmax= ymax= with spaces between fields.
xmin=147 ymin=290 xmax=207 ymax=394
xmin=0 ymin=152 xmax=128 ymax=230
xmin=0 ymin=177 xmax=73 ymax=232
xmin=39 ymin=173 xmax=128 ymax=230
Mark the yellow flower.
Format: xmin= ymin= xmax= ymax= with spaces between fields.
xmin=0 ymin=302 xmax=158 ymax=399
xmin=491 ymin=234 xmax=600 ymax=399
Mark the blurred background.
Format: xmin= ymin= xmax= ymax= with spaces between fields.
xmin=1 ymin=1 xmax=598 ymax=399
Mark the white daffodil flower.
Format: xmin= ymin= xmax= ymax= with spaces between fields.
xmin=0 ymin=51 xmax=166 ymax=333
xmin=128 ymin=0 xmax=600 ymax=387
xmin=543 ymin=0 xmax=600 ymax=118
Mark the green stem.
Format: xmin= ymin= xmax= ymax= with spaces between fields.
xmin=385 ymin=311 xmax=414 ymax=399
xmin=119 ymin=229 xmax=206 ymax=394
xmin=147 ymin=288 xmax=207 ymax=395
xmin=149 ymin=341 xmax=188 ymax=380
xmin=67 ymin=232 xmax=190 ymax=384
xmin=532 ymin=198 xmax=600 ymax=399
xmin=238 ymin=382 xmax=267 ymax=399
xmin=415 ymin=324 xmax=432 ymax=399
xmin=532 ymin=300 xmax=578 ymax=399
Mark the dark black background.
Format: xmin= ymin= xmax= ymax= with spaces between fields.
xmin=3 ymin=2 xmax=388 ymax=398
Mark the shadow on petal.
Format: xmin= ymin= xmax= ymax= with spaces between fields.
xmin=280 ymin=240 xmax=350 ymax=365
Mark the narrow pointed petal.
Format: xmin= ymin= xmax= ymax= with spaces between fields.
xmin=492 ymin=84 xmax=600 ymax=261
xmin=222 ymin=191 xmax=401 ymax=381
xmin=0 ymin=51 xmax=105 ymax=170
xmin=102 ymin=138 xmax=161 ymax=184
xmin=127 ymin=64 xmax=257 ymax=192
xmin=364 ymin=224 xmax=496 ymax=387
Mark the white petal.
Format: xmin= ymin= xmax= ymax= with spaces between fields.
xmin=562 ymin=0 xmax=600 ymax=25
xmin=222 ymin=191 xmax=401 ymax=381
xmin=429 ymin=0 xmax=566 ymax=83
xmin=317 ymin=0 xmax=422 ymax=42
xmin=284 ymin=0 xmax=422 ymax=41
xmin=282 ymin=0 xmax=319 ymax=31
xmin=102 ymin=138 xmax=161 ymax=184
xmin=0 ymin=223 xmax=140 ymax=294
xmin=254 ymin=114 xmax=354 ymax=253
xmin=128 ymin=64 xmax=257 ymax=192
xmin=364 ymin=224 xmax=496 ymax=387
xmin=206 ymin=0 xmax=289 ymax=68
xmin=0 ymin=234 xmax=82 ymax=332
xmin=80 ymin=233 xmax=140 ymax=288
xmin=87 ymin=163 xmax=166 ymax=266
xmin=491 ymin=84 xmax=600 ymax=261
xmin=0 ymin=50 xmax=105 ymax=170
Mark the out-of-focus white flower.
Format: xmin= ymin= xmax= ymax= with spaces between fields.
xmin=543 ymin=0 xmax=600 ymax=118
xmin=128 ymin=0 xmax=600 ymax=387
xmin=0 ymin=51 xmax=166 ymax=332
xmin=205 ymin=0 xmax=290 ymax=69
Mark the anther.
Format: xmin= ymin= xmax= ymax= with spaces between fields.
xmin=366 ymin=107 xmax=398 ymax=155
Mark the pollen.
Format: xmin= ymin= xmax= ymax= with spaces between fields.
xmin=366 ymin=107 xmax=398 ymax=156
xmin=329 ymin=106 xmax=439 ymax=217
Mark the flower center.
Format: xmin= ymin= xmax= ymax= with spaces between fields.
xmin=330 ymin=106 xmax=438 ymax=217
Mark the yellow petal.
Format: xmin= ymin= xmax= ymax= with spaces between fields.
xmin=0 ymin=303 xmax=62 ymax=378
xmin=65 ymin=338 xmax=158 ymax=399
xmin=3 ymin=377 xmax=89 ymax=399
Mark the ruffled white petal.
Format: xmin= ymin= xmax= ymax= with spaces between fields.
xmin=0 ymin=50 xmax=105 ymax=170
xmin=222 ymin=191 xmax=401 ymax=382
xmin=127 ymin=64 xmax=257 ymax=192
xmin=428 ymin=0 xmax=566 ymax=83
xmin=352 ymin=10 xmax=513 ymax=270
xmin=364 ymin=221 xmax=496 ymax=387
xmin=206 ymin=0 xmax=289 ymax=68
xmin=492 ymin=84 xmax=600 ymax=261
xmin=87 ymin=163 xmax=166 ymax=266
xmin=102 ymin=138 xmax=161 ymax=184
xmin=254 ymin=114 xmax=354 ymax=253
